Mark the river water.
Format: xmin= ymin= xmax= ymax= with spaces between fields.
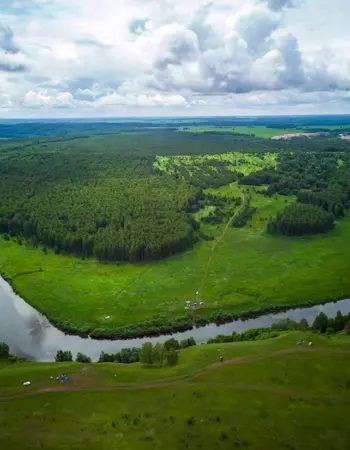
xmin=1 ymin=276 xmax=350 ymax=362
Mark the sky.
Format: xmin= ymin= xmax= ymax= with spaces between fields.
xmin=0 ymin=0 xmax=350 ymax=118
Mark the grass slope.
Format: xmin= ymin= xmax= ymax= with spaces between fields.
xmin=1 ymin=333 xmax=350 ymax=449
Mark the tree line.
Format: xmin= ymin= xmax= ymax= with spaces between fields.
xmin=206 ymin=311 xmax=350 ymax=344
xmin=242 ymin=152 xmax=350 ymax=237
xmin=267 ymin=203 xmax=335 ymax=236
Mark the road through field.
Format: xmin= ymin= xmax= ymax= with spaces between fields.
xmin=199 ymin=189 xmax=246 ymax=295
xmin=1 ymin=347 xmax=350 ymax=402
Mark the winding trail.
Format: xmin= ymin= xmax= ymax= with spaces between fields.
xmin=1 ymin=347 xmax=350 ymax=402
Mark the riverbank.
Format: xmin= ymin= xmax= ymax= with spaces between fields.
xmin=1 ymin=273 xmax=350 ymax=362
xmin=1 ymin=213 xmax=350 ymax=339
xmin=2 ymin=265 xmax=350 ymax=340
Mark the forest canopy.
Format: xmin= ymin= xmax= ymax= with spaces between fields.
xmin=267 ymin=203 xmax=335 ymax=236
xmin=0 ymin=149 xmax=200 ymax=261
xmin=0 ymin=132 xmax=350 ymax=259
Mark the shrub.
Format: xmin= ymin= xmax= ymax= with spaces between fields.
xmin=164 ymin=338 xmax=180 ymax=351
xmin=345 ymin=322 xmax=350 ymax=335
xmin=312 ymin=312 xmax=329 ymax=334
xmin=334 ymin=311 xmax=345 ymax=332
xmin=298 ymin=318 xmax=309 ymax=330
xmin=231 ymin=332 xmax=242 ymax=342
xmin=140 ymin=342 xmax=154 ymax=364
xmin=98 ymin=351 xmax=115 ymax=363
xmin=180 ymin=337 xmax=196 ymax=348
xmin=55 ymin=350 xmax=73 ymax=362
xmin=0 ymin=342 xmax=10 ymax=358
xmin=140 ymin=342 xmax=164 ymax=365
xmin=152 ymin=343 xmax=165 ymax=365
xmin=271 ymin=318 xmax=299 ymax=331
xmin=76 ymin=352 xmax=91 ymax=363
xmin=167 ymin=349 xmax=179 ymax=366
xmin=186 ymin=416 xmax=195 ymax=425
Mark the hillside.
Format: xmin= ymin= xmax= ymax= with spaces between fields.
xmin=1 ymin=332 xmax=350 ymax=449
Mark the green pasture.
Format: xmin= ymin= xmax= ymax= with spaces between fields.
xmin=180 ymin=126 xmax=305 ymax=138
xmin=1 ymin=190 xmax=350 ymax=334
xmin=301 ymin=125 xmax=350 ymax=131
xmin=1 ymin=333 xmax=350 ymax=449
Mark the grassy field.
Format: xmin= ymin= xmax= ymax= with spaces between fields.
xmin=180 ymin=126 xmax=305 ymax=138
xmin=1 ymin=185 xmax=350 ymax=335
xmin=301 ymin=125 xmax=350 ymax=131
xmin=0 ymin=149 xmax=349 ymax=336
xmin=154 ymin=152 xmax=277 ymax=177
xmin=1 ymin=332 xmax=350 ymax=449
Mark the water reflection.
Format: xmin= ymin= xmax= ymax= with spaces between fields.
xmin=1 ymin=277 xmax=349 ymax=362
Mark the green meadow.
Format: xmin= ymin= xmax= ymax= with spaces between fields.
xmin=1 ymin=332 xmax=350 ymax=450
xmin=154 ymin=152 xmax=277 ymax=176
xmin=0 ymin=142 xmax=349 ymax=336
xmin=1 ymin=191 xmax=350 ymax=335
xmin=180 ymin=126 xmax=305 ymax=138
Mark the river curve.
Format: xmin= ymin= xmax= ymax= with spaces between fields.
xmin=1 ymin=276 xmax=350 ymax=362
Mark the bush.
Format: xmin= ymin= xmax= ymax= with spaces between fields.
xmin=298 ymin=318 xmax=309 ymax=330
xmin=231 ymin=332 xmax=242 ymax=342
xmin=152 ymin=343 xmax=165 ymax=365
xmin=55 ymin=350 xmax=73 ymax=362
xmin=0 ymin=342 xmax=10 ymax=358
xmin=345 ymin=322 xmax=350 ymax=335
xmin=312 ymin=312 xmax=329 ymax=334
xmin=76 ymin=352 xmax=91 ymax=363
xmin=99 ymin=351 xmax=115 ymax=363
xmin=271 ymin=318 xmax=299 ymax=331
xmin=140 ymin=342 xmax=165 ymax=365
xmin=180 ymin=337 xmax=196 ymax=348
xmin=167 ymin=349 xmax=179 ymax=366
xmin=98 ymin=348 xmax=140 ymax=364
xmin=333 ymin=311 xmax=346 ymax=332
xmin=164 ymin=338 xmax=180 ymax=351
xmin=140 ymin=342 xmax=154 ymax=364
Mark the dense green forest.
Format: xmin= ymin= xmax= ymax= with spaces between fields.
xmin=0 ymin=129 xmax=350 ymax=260
xmin=1 ymin=130 xmax=350 ymax=158
xmin=238 ymin=152 xmax=350 ymax=236
xmin=0 ymin=148 xmax=200 ymax=261
xmin=1 ymin=114 xmax=350 ymax=138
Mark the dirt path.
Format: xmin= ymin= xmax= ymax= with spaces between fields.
xmin=1 ymin=347 xmax=350 ymax=402
xmin=200 ymin=190 xmax=246 ymax=294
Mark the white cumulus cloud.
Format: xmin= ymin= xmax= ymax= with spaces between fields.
xmin=1 ymin=0 xmax=350 ymax=116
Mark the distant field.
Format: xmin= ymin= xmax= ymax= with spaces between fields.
xmin=154 ymin=152 xmax=277 ymax=178
xmin=301 ymin=125 xmax=350 ymax=131
xmin=180 ymin=126 xmax=305 ymax=138
xmin=1 ymin=332 xmax=350 ymax=449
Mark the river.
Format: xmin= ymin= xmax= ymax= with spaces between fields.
xmin=1 ymin=276 xmax=350 ymax=362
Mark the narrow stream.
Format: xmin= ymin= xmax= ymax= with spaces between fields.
xmin=1 ymin=276 xmax=349 ymax=362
